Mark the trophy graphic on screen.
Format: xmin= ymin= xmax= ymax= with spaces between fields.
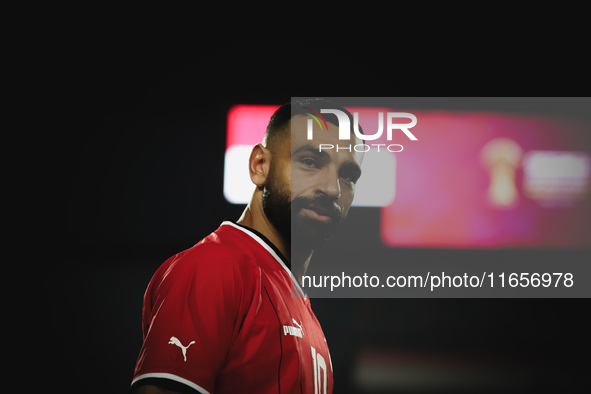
xmin=481 ymin=138 xmax=523 ymax=208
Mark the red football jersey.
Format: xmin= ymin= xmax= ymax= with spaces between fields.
xmin=131 ymin=221 xmax=334 ymax=394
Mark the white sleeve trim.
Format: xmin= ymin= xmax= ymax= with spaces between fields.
xmin=131 ymin=372 xmax=210 ymax=394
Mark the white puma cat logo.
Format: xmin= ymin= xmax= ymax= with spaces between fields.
xmin=168 ymin=336 xmax=195 ymax=362
xmin=292 ymin=318 xmax=304 ymax=335
xmin=283 ymin=319 xmax=305 ymax=338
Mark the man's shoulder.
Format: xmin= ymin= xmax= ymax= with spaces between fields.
xmin=187 ymin=222 xmax=257 ymax=261
xmin=158 ymin=222 xmax=260 ymax=279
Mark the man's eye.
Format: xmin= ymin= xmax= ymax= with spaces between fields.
xmin=301 ymin=158 xmax=317 ymax=167
xmin=340 ymin=168 xmax=361 ymax=184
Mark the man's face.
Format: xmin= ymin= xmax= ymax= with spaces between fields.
xmin=262 ymin=114 xmax=363 ymax=250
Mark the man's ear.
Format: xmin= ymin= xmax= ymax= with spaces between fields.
xmin=249 ymin=143 xmax=271 ymax=189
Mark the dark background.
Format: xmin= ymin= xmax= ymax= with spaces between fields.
xmin=38 ymin=18 xmax=590 ymax=394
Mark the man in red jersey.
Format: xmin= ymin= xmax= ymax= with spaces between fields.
xmin=130 ymin=98 xmax=363 ymax=394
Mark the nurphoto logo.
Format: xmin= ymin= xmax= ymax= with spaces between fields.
xmin=306 ymin=109 xmax=418 ymax=152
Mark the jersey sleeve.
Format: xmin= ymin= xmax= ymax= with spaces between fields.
xmin=131 ymin=242 xmax=257 ymax=394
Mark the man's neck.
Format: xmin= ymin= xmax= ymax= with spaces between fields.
xmin=237 ymin=199 xmax=313 ymax=283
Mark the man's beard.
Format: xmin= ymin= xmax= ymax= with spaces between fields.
xmin=262 ymin=165 xmax=345 ymax=252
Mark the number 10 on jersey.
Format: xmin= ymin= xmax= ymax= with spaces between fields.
xmin=311 ymin=346 xmax=328 ymax=394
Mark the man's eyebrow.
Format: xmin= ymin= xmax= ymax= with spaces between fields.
xmin=293 ymin=143 xmax=362 ymax=178
xmin=292 ymin=144 xmax=330 ymax=160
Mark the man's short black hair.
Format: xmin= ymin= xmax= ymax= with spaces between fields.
xmin=263 ymin=98 xmax=360 ymax=150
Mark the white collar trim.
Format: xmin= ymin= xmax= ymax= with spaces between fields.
xmin=221 ymin=221 xmax=306 ymax=299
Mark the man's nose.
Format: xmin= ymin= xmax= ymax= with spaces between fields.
xmin=316 ymin=170 xmax=341 ymax=200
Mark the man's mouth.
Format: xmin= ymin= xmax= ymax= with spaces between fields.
xmin=300 ymin=202 xmax=341 ymax=224
xmin=301 ymin=207 xmax=334 ymax=223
